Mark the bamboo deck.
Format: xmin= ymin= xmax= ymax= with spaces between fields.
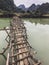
xmin=6 ymin=17 xmax=41 ymax=65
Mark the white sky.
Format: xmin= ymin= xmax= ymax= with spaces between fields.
xmin=14 ymin=0 xmax=49 ymax=7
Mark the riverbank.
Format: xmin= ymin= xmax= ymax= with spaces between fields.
xmin=0 ymin=13 xmax=49 ymax=18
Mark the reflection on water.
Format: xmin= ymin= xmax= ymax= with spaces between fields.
xmin=23 ymin=18 xmax=49 ymax=24
xmin=0 ymin=20 xmax=49 ymax=65
xmin=0 ymin=31 xmax=8 ymax=65
xmin=24 ymin=21 xmax=49 ymax=65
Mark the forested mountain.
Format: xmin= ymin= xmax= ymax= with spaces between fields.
xmin=37 ymin=3 xmax=49 ymax=14
xmin=0 ymin=0 xmax=23 ymax=13
xmin=28 ymin=4 xmax=40 ymax=11
xmin=0 ymin=0 xmax=49 ymax=17
xmin=26 ymin=3 xmax=49 ymax=16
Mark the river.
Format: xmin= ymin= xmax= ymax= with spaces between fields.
xmin=0 ymin=18 xmax=49 ymax=65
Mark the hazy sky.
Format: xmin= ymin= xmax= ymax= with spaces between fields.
xmin=14 ymin=0 xmax=49 ymax=7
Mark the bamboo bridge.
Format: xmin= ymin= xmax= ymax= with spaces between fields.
xmin=0 ymin=17 xmax=41 ymax=65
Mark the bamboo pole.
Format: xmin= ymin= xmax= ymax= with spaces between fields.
xmin=6 ymin=53 xmax=9 ymax=65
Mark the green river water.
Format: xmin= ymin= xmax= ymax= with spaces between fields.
xmin=0 ymin=18 xmax=49 ymax=65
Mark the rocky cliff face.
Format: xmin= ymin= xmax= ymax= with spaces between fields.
xmin=18 ymin=5 xmax=27 ymax=11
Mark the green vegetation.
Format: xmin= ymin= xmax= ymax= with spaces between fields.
xmin=0 ymin=0 xmax=25 ymax=17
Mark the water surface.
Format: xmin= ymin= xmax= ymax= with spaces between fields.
xmin=0 ymin=31 xmax=8 ymax=65
xmin=24 ymin=21 xmax=49 ymax=65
